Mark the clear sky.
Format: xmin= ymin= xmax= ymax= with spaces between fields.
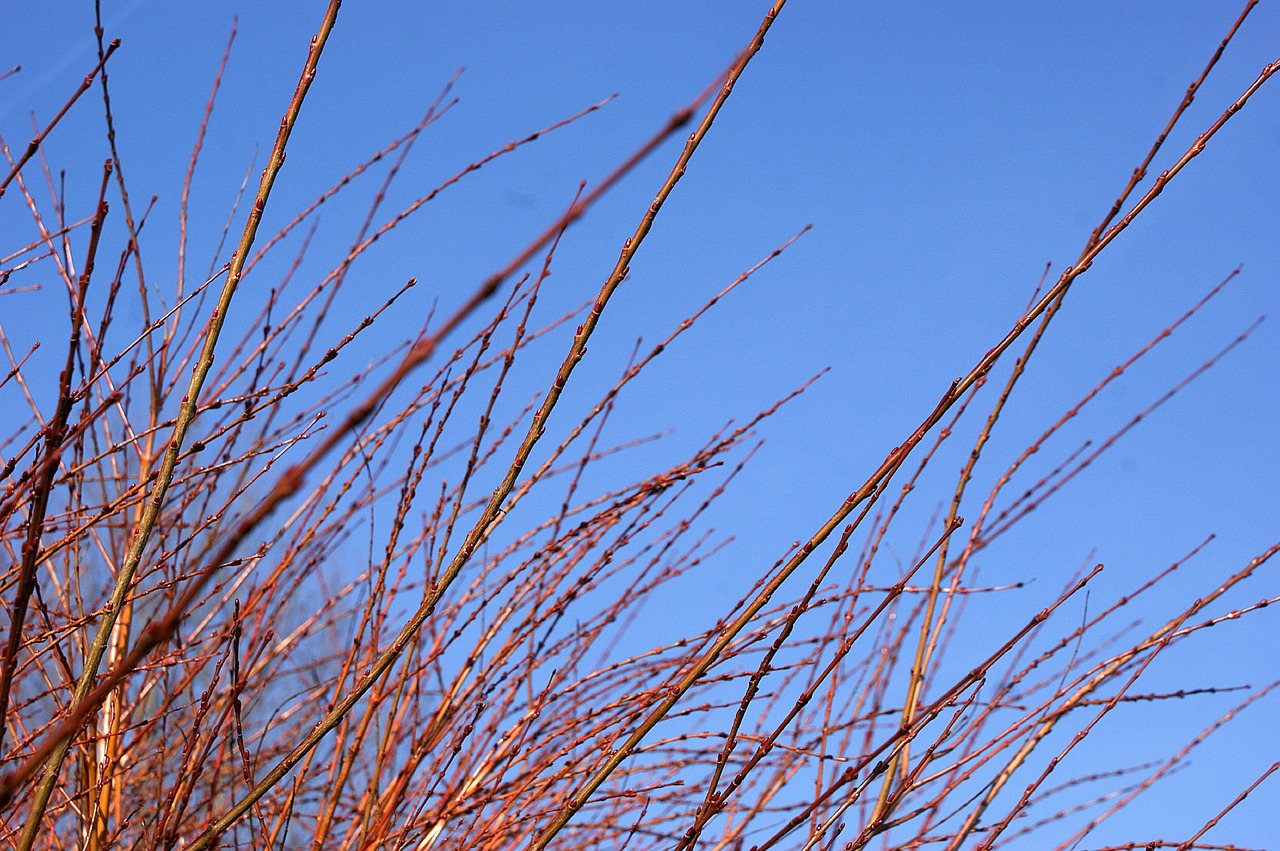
xmin=3 ymin=2 xmax=1277 ymax=848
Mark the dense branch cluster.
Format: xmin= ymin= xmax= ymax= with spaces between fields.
xmin=0 ymin=2 xmax=1275 ymax=849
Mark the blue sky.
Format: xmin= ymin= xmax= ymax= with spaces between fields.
xmin=3 ymin=2 xmax=1277 ymax=847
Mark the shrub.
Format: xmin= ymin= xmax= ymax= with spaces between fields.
xmin=1 ymin=2 xmax=1276 ymax=848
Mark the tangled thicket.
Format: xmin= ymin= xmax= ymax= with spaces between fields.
xmin=1 ymin=3 xmax=1277 ymax=849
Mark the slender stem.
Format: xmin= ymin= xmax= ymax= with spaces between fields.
xmin=0 ymin=40 xmax=119 ymax=200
